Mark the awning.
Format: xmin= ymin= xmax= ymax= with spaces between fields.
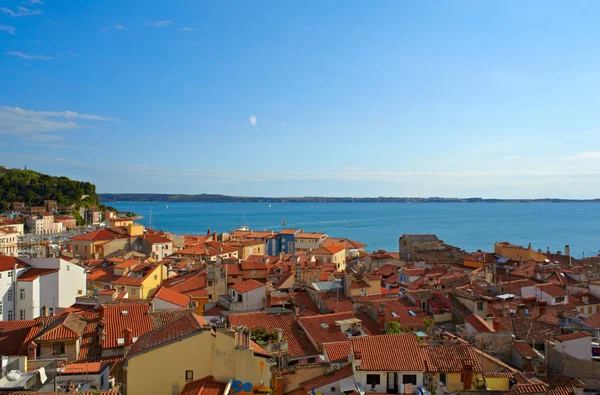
xmin=340 ymin=376 xmax=357 ymax=392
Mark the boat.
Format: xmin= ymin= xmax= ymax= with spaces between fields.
xmin=237 ymin=213 xmax=249 ymax=231
xmin=165 ymin=204 xmax=169 ymax=209
xmin=348 ymin=223 xmax=355 ymax=227
xmin=268 ymin=204 xmax=272 ymax=208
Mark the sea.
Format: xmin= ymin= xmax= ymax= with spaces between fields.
xmin=107 ymin=202 xmax=600 ymax=258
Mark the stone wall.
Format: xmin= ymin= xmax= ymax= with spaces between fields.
xmin=281 ymin=364 xmax=330 ymax=393
xmin=547 ymin=346 xmax=600 ymax=390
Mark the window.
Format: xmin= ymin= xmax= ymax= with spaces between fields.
xmin=0 ymin=273 xmax=2 ymax=278
xmin=0 ymin=300 xmax=2 ymax=315
xmin=185 ymin=370 xmax=194 ymax=381
xmin=420 ymin=301 xmax=427 ymax=311
xmin=154 ymin=275 xmax=157 ymax=280
xmin=7 ymin=310 xmax=12 ymax=320
xmin=67 ymin=265 xmax=70 ymax=271
xmin=208 ymin=281 xmax=213 ymax=286
xmin=8 ymin=271 xmax=12 ymax=278
xmin=7 ymin=289 xmax=12 ymax=301
xmin=555 ymin=296 xmax=565 ymax=303
xmin=20 ymin=289 xmax=25 ymax=300
xmin=402 ymin=375 xmax=417 ymax=385
xmin=307 ymin=357 xmax=316 ymax=364
xmin=208 ymin=295 xmax=212 ymax=301
xmin=130 ymin=289 xmax=136 ymax=297
xmin=20 ymin=310 xmax=25 ymax=320
xmin=477 ymin=301 xmax=484 ymax=310
xmin=53 ymin=343 xmax=65 ymax=356
xmin=331 ymin=387 xmax=336 ymax=392
xmin=589 ymin=306 xmax=593 ymax=314
xmin=366 ymin=374 xmax=380 ymax=390
xmin=440 ymin=373 xmax=447 ymax=386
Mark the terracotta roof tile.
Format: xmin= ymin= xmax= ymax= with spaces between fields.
xmin=535 ymin=284 xmax=567 ymax=297
xmin=554 ymin=331 xmax=590 ymax=342
xmin=465 ymin=314 xmax=495 ymax=333
xmin=181 ymin=376 xmax=229 ymax=395
xmin=351 ymin=333 xmax=425 ymax=371
xmin=100 ymin=303 xmax=154 ymax=349
xmin=298 ymin=312 xmax=378 ymax=345
xmin=0 ymin=254 xmax=28 ymax=271
xmin=322 ymin=341 xmax=351 ymax=363
xmin=62 ymin=362 xmax=108 ymax=374
xmin=512 ymin=342 xmax=539 ymax=358
xmin=70 ymin=229 xmax=128 ymax=241
xmin=18 ymin=268 xmax=59 ymax=281
xmin=0 ymin=318 xmax=55 ymax=355
xmin=153 ymin=286 xmax=190 ymax=308
xmin=36 ymin=313 xmax=87 ymax=341
xmin=421 ymin=344 xmax=483 ymax=372
xmin=162 ymin=270 xmax=208 ymax=297
xmin=230 ymin=279 xmax=265 ymax=293
xmin=301 ymin=364 xmax=353 ymax=391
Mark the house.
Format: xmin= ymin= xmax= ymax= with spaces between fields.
xmin=69 ymin=229 xmax=130 ymax=260
xmin=56 ymin=362 xmax=111 ymax=391
xmin=296 ymin=365 xmax=356 ymax=395
xmin=111 ymin=263 xmax=166 ymax=299
xmin=554 ymin=332 xmax=592 ymax=360
xmin=162 ymin=270 xmax=210 ymax=314
xmin=123 ymin=314 xmax=273 ymax=395
xmin=26 ymin=213 xmax=56 ymax=235
xmin=357 ymin=298 xmax=426 ymax=332
xmin=294 ymin=232 xmax=328 ymax=253
xmin=279 ymin=228 xmax=300 ymax=254
xmin=494 ymin=242 xmax=546 ymax=262
xmin=54 ymin=215 xmax=77 ymax=229
xmin=33 ymin=312 xmax=87 ymax=361
xmin=323 ymin=238 xmax=366 ymax=259
xmin=343 ymin=273 xmax=381 ymax=297
xmin=176 ymin=241 xmax=239 ymax=262
xmin=152 ymin=286 xmax=191 ymax=311
xmin=0 ymin=229 xmax=18 ymax=256
xmin=0 ymin=220 xmax=25 ymax=236
xmin=399 ymin=234 xmax=443 ymax=260
xmin=351 ymin=334 xmax=426 ymax=393
xmin=512 ymin=342 xmax=543 ymax=371
xmin=465 ymin=314 xmax=495 ymax=335
xmin=219 ymin=280 xmax=265 ymax=312
xmin=0 ymin=255 xmax=30 ymax=320
xmin=12 ymin=202 xmax=25 ymax=211
xmin=16 ymin=257 xmax=87 ymax=320
xmin=226 ymin=239 xmax=265 ymax=260
xmin=180 ymin=376 xmax=229 ymax=395
xmin=521 ymin=284 xmax=568 ymax=306
xmin=420 ymin=344 xmax=484 ymax=392
xmin=312 ymin=244 xmax=347 ymax=270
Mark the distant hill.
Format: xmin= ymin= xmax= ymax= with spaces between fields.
xmin=0 ymin=167 xmax=103 ymax=211
xmin=98 ymin=193 xmax=600 ymax=203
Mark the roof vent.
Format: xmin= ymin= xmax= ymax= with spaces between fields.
xmin=321 ymin=323 xmax=329 ymax=328
xmin=121 ymin=310 xmax=128 ymax=316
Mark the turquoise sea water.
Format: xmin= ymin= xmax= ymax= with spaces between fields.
xmin=108 ymin=202 xmax=600 ymax=257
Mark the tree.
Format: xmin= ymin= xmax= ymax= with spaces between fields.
xmin=423 ymin=317 xmax=435 ymax=333
xmin=385 ymin=321 xmax=404 ymax=334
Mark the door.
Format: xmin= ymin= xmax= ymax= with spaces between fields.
xmin=387 ymin=372 xmax=398 ymax=394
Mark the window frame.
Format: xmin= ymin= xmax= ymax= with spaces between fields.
xmin=185 ymin=370 xmax=194 ymax=381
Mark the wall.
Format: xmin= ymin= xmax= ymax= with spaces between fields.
xmin=493 ymin=244 xmax=546 ymax=262
xmin=40 ymin=339 xmax=78 ymax=361
xmin=470 ymin=332 xmax=514 ymax=363
xmin=354 ymin=370 xmax=423 ymax=394
xmin=281 ymin=365 xmax=329 ymax=393
xmin=0 ymin=266 xmax=28 ymax=321
xmin=16 ymin=279 xmax=36 ymax=320
xmin=153 ymin=298 xmax=185 ymax=311
xmin=140 ymin=265 xmax=165 ymax=299
xmin=485 ymin=378 xmax=510 ymax=391
xmin=547 ymin=344 xmax=600 ymax=390
xmin=555 ymin=337 xmax=592 ymax=360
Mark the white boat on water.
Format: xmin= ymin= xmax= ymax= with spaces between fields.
xmin=348 ymin=223 xmax=355 ymax=227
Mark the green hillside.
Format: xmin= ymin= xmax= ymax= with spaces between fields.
xmin=0 ymin=167 xmax=104 ymax=212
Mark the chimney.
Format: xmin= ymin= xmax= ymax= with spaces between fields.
xmin=353 ymin=351 xmax=362 ymax=368
xmin=538 ymin=300 xmax=547 ymax=315
xmin=266 ymin=292 xmax=272 ymax=308
xmin=27 ymin=342 xmax=37 ymax=361
xmin=123 ymin=328 xmax=133 ymax=357
xmin=524 ymin=356 xmax=533 ymax=372
xmin=378 ymin=304 xmax=386 ymax=330
xmin=213 ymin=232 xmax=217 ymax=242
xmin=41 ymin=305 xmax=48 ymax=318
xmin=275 ymin=328 xmax=283 ymax=341
xmin=98 ymin=305 xmax=105 ymax=322
xmin=517 ymin=303 xmax=526 ymax=318
xmin=493 ymin=319 xmax=501 ymax=331
xmin=462 ymin=363 xmax=473 ymax=390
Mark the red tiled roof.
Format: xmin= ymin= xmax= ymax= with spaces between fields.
xmin=18 ymin=268 xmax=59 ymax=281
xmin=101 ymin=303 xmax=154 ymax=349
xmin=70 ymin=228 xmax=128 ymax=241
xmin=512 ymin=342 xmax=539 ymax=358
xmin=296 ymin=232 xmax=327 ymax=239
xmin=535 ymin=284 xmax=567 ymax=297
xmin=153 ymin=286 xmax=190 ymax=308
xmin=36 ymin=313 xmax=87 ymax=341
xmin=62 ymin=362 xmax=108 ymax=374
xmin=128 ymin=314 xmax=208 ymax=358
xmin=0 ymin=318 xmax=55 ymax=355
xmin=98 ymin=289 xmax=116 ymax=295
xmin=421 ymin=344 xmax=483 ymax=372
xmin=465 ymin=314 xmax=495 ymax=333
xmin=301 ymin=364 xmax=353 ymax=391
xmin=230 ymin=279 xmax=265 ymax=293
xmin=181 ymin=376 xmax=229 ymax=395
xmin=298 ymin=312 xmax=378 ymax=345
xmin=114 ymin=259 xmax=140 ymax=269
xmin=228 ymin=311 xmax=318 ymax=358
xmin=351 ymin=333 xmax=425 ymax=371
xmin=163 ymin=270 xmax=208 ymax=298
xmin=554 ymin=331 xmax=590 ymax=342
xmin=322 ymin=341 xmax=351 ymax=363
xmin=0 ymin=254 xmax=28 ymax=272
xmin=143 ymin=234 xmax=173 ymax=244
xmin=583 ymin=312 xmax=600 ymax=329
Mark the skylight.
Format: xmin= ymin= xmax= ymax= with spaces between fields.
xmin=321 ymin=323 xmax=329 ymax=328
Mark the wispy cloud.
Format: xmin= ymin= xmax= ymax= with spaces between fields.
xmin=180 ymin=26 xmax=194 ymax=32
xmin=249 ymin=115 xmax=257 ymax=126
xmin=150 ymin=20 xmax=173 ymax=28
xmin=101 ymin=24 xmax=125 ymax=32
xmin=28 ymin=0 xmax=44 ymax=5
xmin=115 ymin=24 xmax=124 ymax=30
xmin=0 ymin=106 xmax=117 ymax=140
xmin=1 ymin=6 xmax=42 ymax=17
xmin=503 ymin=154 xmax=521 ymax=160
xmin=5 ymin=51 xmax=53 ymax=60
xmin=25 ymin=142 xmax=97 ymax=149
xmin=562 ymin=151 xmax=600 ymax=161
xmin=0 ymin=25 xmax=15 ymax=35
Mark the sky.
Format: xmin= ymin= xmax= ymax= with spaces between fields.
xmin=2 ymin=1 xmax=600 ymax=198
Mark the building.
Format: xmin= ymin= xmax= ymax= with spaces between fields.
xmin=0 ymin=229 xmax=18 ymax=256
xmin=111 ymin=263 xmax=166 ymax=299
xmin=219 ymin=280 xmax=265 ymax=312
xmin=123 ymin=314 xmax=273 ymax=395
xmin=26 ymin=213 xmax=56 ymax=235
xmin=399 ymin=234 xmax=443 ymax=260
xmin=0 ymin=255 xmax=30 ymax=321
xmin=85 ymin=210 xmax=103 ymax=225
xmin=54 ymin=215 xmax=77 ymax=229
xmin=312 ymin=244 xmax=347 ymax=270
xmin=521 ymin=284 xmax=568 ymax=306
xmin=16 ymin=257 xmax=87 ymax=320
xmin=279 ymin=228 xmax=300 ymax=254
xmin=139 ymin=234 xmax=174 ymax=261
xmin=0 ymin=221 xmax=25 ymax=236
xmin=69 ymin=229 xmax=130 ymax=260
xmin=12 ymin=202 xmax=25 ymax=211
xmin=294 ymin=232 xmax=328 ymax=252
xmin=152 ymin=286 xmax=191 ymax=311
xmin=494 ymin=242 xmax=547 ymax=262
xmin=162 ymin=270 xmax=211 ymax=314
xmin=554 ymin=332 xmax=592 ymax=360
xmin=226 ymin=239 xmax=265 ymax=260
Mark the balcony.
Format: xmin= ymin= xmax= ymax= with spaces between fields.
xmin=218 ymin=294 xmax=245 ymax=312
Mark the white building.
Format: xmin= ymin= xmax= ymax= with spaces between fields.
xmin=15 ymin=257 xmax=86 ymax=320
xmin=0 ymin=230 xmax=18 ymax=257
xmin=294 ymin=232 xmax=328 ymax=252
xmin=554 ymin=332 xmax=592 ymax=360
xmin=220 ymin=280 xmax=265 ymax=312
xmin=25 ymin=214 xmax=56 ymax=235
xmin=0 ymin=256 xmax=30 ymax=321
xmin=0 ymin=222 xmax=24 ymax=236
xmin=521 ymin=283 xmax=568 ymax=306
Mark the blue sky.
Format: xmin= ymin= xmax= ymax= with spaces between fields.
xmin=2 ymin=1 xmax=600 ymax=198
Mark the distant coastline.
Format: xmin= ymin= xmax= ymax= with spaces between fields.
xmin=99 ymin=193 xmax=600 ymax=203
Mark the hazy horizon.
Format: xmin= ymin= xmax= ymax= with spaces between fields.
xmin=3 ymin=2 xmax=600 ymax=198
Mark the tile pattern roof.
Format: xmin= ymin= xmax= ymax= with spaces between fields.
xmin=554 ymin=331 xmax=590 ymax=342
xmin=535 ymin=284 xmax=568 ymax=297
xmin=149 ymin=308 xmax=196 ymax=329
xmin=153 ymin=286 xmax=190 ymax=308
xmin=512 ymin=342 xmax=539 ymax=358
xmin=230 ymin=279 xmax=265 ymax=293
xmin=62 ymin=362 xmax=108 ymax=374
xmin=228 ymin=311 xmax=318 ymax=358
xmin=18 ymin=268 xmax=59 ymax=281
xmin=301 ymin=365 xmax=354 ymax=391
xmin=298 ymin=312 xmax=376 ymax=346
xmin=100 ymin=303 xmax=154 ymax=349
xmin=421 ymin=344 xmax=483 ymax=372
xmin=322 ymin=341 xmax=351 ymax=363
xmin=583 ymin=311 xmax=600 ymax=328
xmin=162 ymin=270 xmax=208 ymax=297
xmin=70 ymin=228 xmax=128 ymax=241
xmin=36 ymin=313 xmax=87 ymax=341
xmin=351 ymin=333 xmax=425 ymax=371
xmin=127 ymin=314 xmax=208 ymax=358
xmin=0 ymin=254 xmax=28 ymax=271
xmin=181 ymin=376 xmax=229 ymax=395
xmin=0 ymin=317 xmax=55 ymax=355
xmin=465 ymin=314 xmax=495 ymax=333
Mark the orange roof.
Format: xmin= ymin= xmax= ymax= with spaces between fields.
xmin=0 ymin=318 xmax=55 ymax=355
xmin=181 ymin=376 xmax=228 ymax=395
xmin=0 ymin=254 xmax=28 ymax=271
xmin=465 ymin=314 xmax=495 ymax=333
xmin=62 ymin=362 xmax=108 ymax=374
xmin=70 ymin=228 xmax=128 ymax=241
xmin=554 ymin=332 xmax=590 ymax=342
xmin=153 ymin=286 xmax=190 ymax=308
xmin=512 ymin=342 xmax=539 ymax=358
xmin=100 ymin=303 xmax=154 ymax=349
xmin=36 ymin=313 xmax=86 ymax=341
xmin=301 ymin=364 xmax=353 ymax=391
xmin=351 ymin=333 xmax=425 ymax=371
xmin=322 ymin=341 xmax=351 ymax=363
xmin=230 ymin=279 xmax=265 ymax=293
xmin=114 ymin=259 xmax=140 ymax=269
xmin=296 ymin=232 xmax=327 ymax=239
xmin=535 ymin=283 xmax=567 ymax=297
xmin=279 ymin=229 xmax=300 ymax=235
xmin=298 ymin=312 xmax=377 ymax=345
xmin=313 ymin=244 xmax=346 ymax=255
xmin=18 ymin=268 xmax=58 ymax=281
xmin=143 ymin=234 xmax=172 ymax=244
xmin=162 ymin=270 xmax=208 ymax=298
xmin=421 ymin=344 xmax=483 ymax=372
